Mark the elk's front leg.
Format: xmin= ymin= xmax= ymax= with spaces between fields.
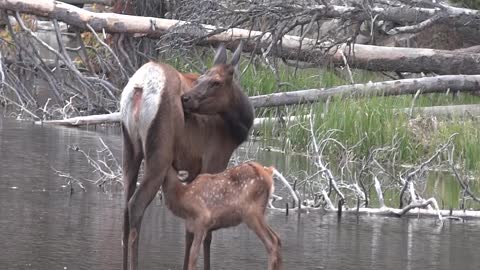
xmin=183 ymin=218 xmax=212 ymax=270
xmin=188 ymin=229 xmax=207 ymax=270
xmin=183 ymin=230 xmax=194 ymax=270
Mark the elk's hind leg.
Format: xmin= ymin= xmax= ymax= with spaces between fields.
xmin=245 ymin=216 xmax=283 ymax=270
xmin=203 ymin=231 xmax=212 ymax=270
xmin=265 ymin=225 xmax=282 ymax=269
xmin=126 ymin=116 xmax=178 ymax=270
xmin=122 ymin=126 xmax=143 ymax=270
xmin=127 ymin=151 xmax=173 ymax=270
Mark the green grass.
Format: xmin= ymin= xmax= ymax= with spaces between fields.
xmin=241 ymin=64 xmax=383 ymax=96
xmin=164 ymin=52 xmax=480 ymax=208
xmin=243 ymin=63 xmax=480 ymax=173
xmin=451 ymin=0 xmax=480 ymax=9
xmin=265 ymin=96 xmax=480 ymax=172
xmin=164 ymin=52 xmax=480 ymax=173
xmin=435 ymin=120 xmax=480 ymax=171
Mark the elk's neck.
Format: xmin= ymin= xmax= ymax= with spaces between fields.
xmin=220 ymin=85 xmax=254 ymax=145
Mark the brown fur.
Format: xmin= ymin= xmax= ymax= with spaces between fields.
xmin=163 ymin=162 xmax=283 ymax=270
xmin=121 ymin=44 xmax=254 ymax=270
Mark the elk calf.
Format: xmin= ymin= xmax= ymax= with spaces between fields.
xmin=163 ymin=162 xmax=290 ymax=270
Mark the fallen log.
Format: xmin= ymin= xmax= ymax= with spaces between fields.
xmin=350 ymin=207 xmax=480 ymax=220
xmin=291 ymin=206 xmax=480 ymax=220
xmin=408 ymin=104 xmax=480 ymax=119
xmin=35 ymin=74 xmax=480 ymax=126
xmin=36 ymin=112 xmax=120 ymax=126
xmin=250 ymin=75 xmax=480 ymax=108
xmin=59 ymin=0 xmax=112 ymax=5
xmin=256 ymin=104 xmax=480 ymax=128
xmin=2 ymin=0 xmax=480 ymax=74
xmin=227 ymin=1 xmax=480 ymax=28
xmin=271 ymin=202 xmax=480 ymax=219
xmin=36 ymin=103 xmax=480 ymax=128
xmin=36 ymin=112 xmax=306 ymax=128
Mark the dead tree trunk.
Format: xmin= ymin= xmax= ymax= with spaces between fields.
xmin=250 ymin=75 xmax=480 ymax=108
xmin=2 ymin=0 xmax=480 ymax=74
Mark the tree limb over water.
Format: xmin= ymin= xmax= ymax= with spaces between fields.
xmin=37 ymin=111 xmax=121 ymax=126
xmin=35 ymin=103 xmax=480 ymax=127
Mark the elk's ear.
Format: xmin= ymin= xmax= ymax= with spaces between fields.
xmin=213 ymin=44 xmax=227 ymax=65
xmin=230 ymin=41 xmax=243 ymax=68
xmin=263 ymin=166 xmax=275 ymax=176
xmin=224 ymin=65 xmax=236 ymax=81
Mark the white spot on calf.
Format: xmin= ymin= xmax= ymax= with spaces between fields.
xmin=120 ymin=62 xmax=166 ymax=150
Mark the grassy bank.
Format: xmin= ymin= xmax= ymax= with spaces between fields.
xmin=167 ymin=53 xmax=480 ymax=173
xmin=243 ymin=64 xmax=480 ymax=173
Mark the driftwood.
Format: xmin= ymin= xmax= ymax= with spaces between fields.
xmin=250 ymin=75 xmax=480 ymax=108
xmin=60 ymin=0 xmax=112 ymax=5
xmin=37 ymin=112 xmax=305 ymax=128
xmin=35 ymin=111 xmax=304 ymax=128
xmin=271 ymin=203 xmax=480 ymax=219
xmin=332 ymin=207 xmax=480 ymax=219
xmin=38 ymin=103 xmax=480 ymax=127
xmin=222 ymin=1 xmax=480 ymax=29
xmin=408 ymin=104 xmax=480 ymax=119
xmin=2 ymin=0 xmax=480 ymax=75
xmin=37 ymin=100 xmax=480 ymax=129
xmin=36 ymin=111 xmax=120 ymax=126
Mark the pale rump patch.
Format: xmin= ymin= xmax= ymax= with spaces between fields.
xmin=132 ymin=86 xmax=143 ymax=122
xmin=120 ymin=62 xmax=166 ymax=150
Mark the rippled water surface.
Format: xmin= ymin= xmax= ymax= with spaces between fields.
xmin=1 ymin=116 xmax=480 ymax=270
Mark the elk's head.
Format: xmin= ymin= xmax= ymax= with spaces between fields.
xmin=181 ymin=43 xmax=243 ymax=114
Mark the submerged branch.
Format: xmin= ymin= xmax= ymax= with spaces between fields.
xmin=308 ymin=111 xmax=345 ymax=214
xmin=396 ymin=198 xmax=442 ymax=220
xmin=67 ymin=138 xmax=123 ymax=189
xmin=448 ymin=145 xmax=480 ymax=204
xmin=270 ymin=203 xmax=480 ymax=220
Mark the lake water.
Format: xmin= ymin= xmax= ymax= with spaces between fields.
xmin=1 ymin=115 xmax=480 ymax=270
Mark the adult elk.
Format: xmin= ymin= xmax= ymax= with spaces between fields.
xmin=120 ymin=43 xmax=254 ymax=270
xmin=164 ymin=162 xmax=292 ymax=270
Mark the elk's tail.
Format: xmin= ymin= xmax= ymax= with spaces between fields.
xmin=271 ymin=168 xmax=299 ymax=206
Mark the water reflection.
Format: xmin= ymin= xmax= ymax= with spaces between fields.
xmin=1 ymin=116 xmax=480 ymax=270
